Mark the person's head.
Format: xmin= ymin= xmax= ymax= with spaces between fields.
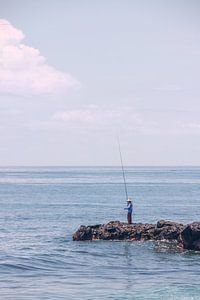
xmin=127 ymin=197 xmax=132 ymax=203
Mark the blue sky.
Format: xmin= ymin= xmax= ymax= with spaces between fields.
xmin=0 ymin=0 xmax=200 ymax=165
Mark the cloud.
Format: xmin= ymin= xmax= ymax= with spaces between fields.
xmin=0 ymin=19 xmax=80 ymax=95
xmin=52 ymin=106 xmax=200 ymax=137
xmin=153 ymin=84 xmax=181 ymax=92
xmin=52 ymin=105 xmax=146 ymax=132
xmin=53 ymin=108 xmax=98 ymax=123
xmin=180 ymin=122 xmax=200 ymax=131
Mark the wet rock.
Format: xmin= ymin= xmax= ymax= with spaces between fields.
xmin=73 ymin=220 xmax=200 ymax=251
xmin=157 ymin=220 xmax=182 ymax=229
xmin=73 ymin=220 xmax=177 ymax=242
xmin=154 ymin=220 xmax=184 ymax=241
xmin=181 ymin=222 xmax=200 ymax=250
xmin=193 ymin=240 xmax=200 ymax=251
xmin=72 ymin=225 xmax=92 ymax=241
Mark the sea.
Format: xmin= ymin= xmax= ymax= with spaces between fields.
xmin=0 ymin=166 xmax=199 ymax=300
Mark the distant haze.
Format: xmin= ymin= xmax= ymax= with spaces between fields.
xmin=0 ymin=0 xmax=200 ymax=166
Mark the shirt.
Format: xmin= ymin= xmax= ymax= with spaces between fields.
xmin=127 ymin=203 xmax=133 ymax=213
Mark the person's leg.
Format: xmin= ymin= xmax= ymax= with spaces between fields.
xmin=128 ymin=213 xmax=131 ymax=224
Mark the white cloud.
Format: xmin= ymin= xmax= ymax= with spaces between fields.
xmin=0 ymin=19 xmax=80 ymax=95
xmin=51 ymin=106 xmax=200 ymax=137
xmin=180 ymin=122 xmax=200 ymax=130
xmin=153 ymin=84 xmax=181 ymax=92
xmin=52 ymin=106 xmax=146 ymax=132
xmin=53 ymin=109 xmax=97 ymax=123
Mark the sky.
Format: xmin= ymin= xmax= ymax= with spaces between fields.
xmin=0 ymin=0 xmax=200 ymax=166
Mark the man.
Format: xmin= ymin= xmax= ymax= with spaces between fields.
xmin=124 ymin=197 xmax=133 ymax=224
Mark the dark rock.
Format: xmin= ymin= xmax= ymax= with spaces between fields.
xmin=72 ymin=220 xmax=200 ymax=251
xmin=157 ymin=220 xmax=183 ymax=228
xmin=72 ymin=225 xmax=93 ymax=241
xmin=193 ymin=240 xmax=200 ymax=251
xmin=181 ymin=222 xmax=200 ymax=250
xmin=155 ymin=220 xmax=184 ymax=241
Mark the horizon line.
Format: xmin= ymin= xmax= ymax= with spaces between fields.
xmin=0 ymin=165 xmax=200 ymax=168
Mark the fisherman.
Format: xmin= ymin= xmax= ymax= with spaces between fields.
xmin=124 ymin=197 xmax=133 ymax=224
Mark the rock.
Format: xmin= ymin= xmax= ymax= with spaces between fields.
xmin=72 ymin=225 xmax=92 ymax=241
xmin=154 ymin=220 xmax=184 ymax=241
xmin=181 ymin=222 xmax=200 ymax=250
xmin=72 ymin=220 xmax=200 ymax=251
xmin=157 ymin=220 xmax=183 ymax=228
xmin=193 ymin=240 xmax=200 ymax=251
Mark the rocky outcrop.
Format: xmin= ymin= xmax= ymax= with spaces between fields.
xmin=181 ymin=222 xmax=200 ymax=251
xmin=73 ymin=220 xmax=200 ymax=251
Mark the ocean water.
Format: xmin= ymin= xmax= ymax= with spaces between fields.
xmin=0 ymin=166 xmax=199 ymax=300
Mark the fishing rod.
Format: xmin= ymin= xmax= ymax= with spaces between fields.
xmin=117 ymin=137 xmax=128 ymax=201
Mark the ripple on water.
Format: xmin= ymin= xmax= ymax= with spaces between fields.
xmin=0 ymin=167 xmax=200 ymax=299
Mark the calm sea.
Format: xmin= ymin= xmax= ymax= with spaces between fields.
xmin=0 ymin=166 xmax=199 ymax=300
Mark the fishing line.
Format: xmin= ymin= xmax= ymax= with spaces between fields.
xmin=117 ymin=136 xmax=128 ymax=201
